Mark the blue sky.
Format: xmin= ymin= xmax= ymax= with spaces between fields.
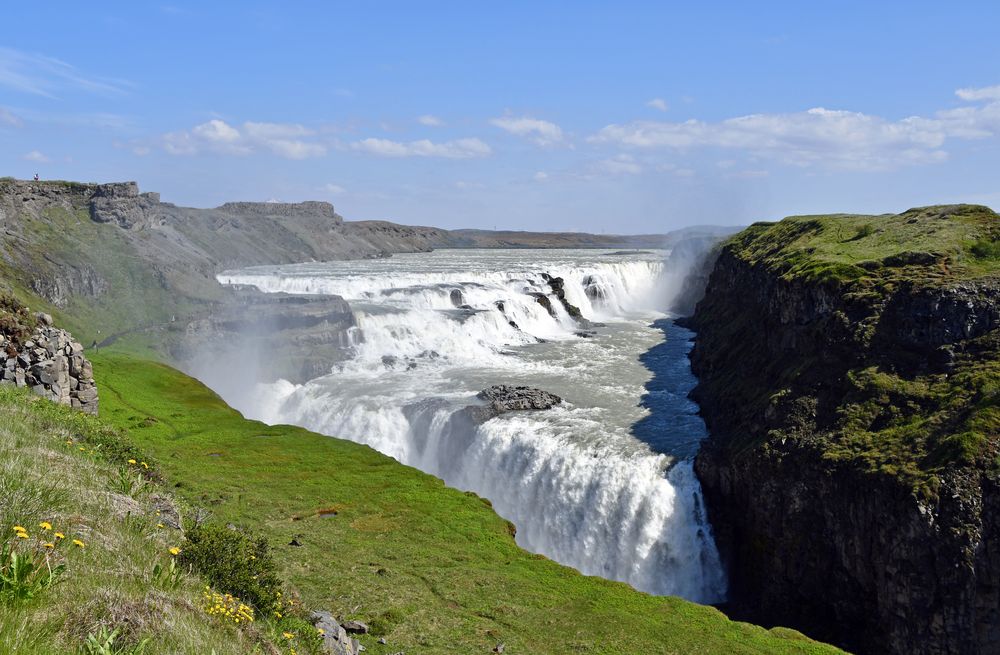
xmin=2 ymin=1 xmax=1000 ymax=232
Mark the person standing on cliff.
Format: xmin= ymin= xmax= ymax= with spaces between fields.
xmin=33 ymin=173 xmax=39 ymax=181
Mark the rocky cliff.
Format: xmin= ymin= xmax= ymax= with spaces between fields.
xmin=0 ymin=299 xmax=98 ymax=413
xmin=687 ymin=205 xmax=1000 ymax=654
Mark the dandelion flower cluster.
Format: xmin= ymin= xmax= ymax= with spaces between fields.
xmin=9 ymin=522 xmax=78 ymax=553
xmin=168 ymin=546 xmax=181 ymax=556
xmin=202 ymin=589 xmax=255 ymax=625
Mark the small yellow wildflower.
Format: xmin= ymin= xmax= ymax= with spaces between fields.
xmin=274 ymin=611 xmax=282 ymax=618
xmin=43 ymin=542 xmax=54 ymax=549
xmin=156 ymin=523 xmax=165 ymax=529
xmin=65 ymin=440 xmax=73 ymax=445
xmin=316 ymin=628 xmax=325 ymax=636
xmin=39 ymin=521 xmax=52 ymax=531
xmin=15 ymin=532 xmax=28 ymax=539
xmin=141 ymin=462 xmax=149 ymax=469
xmin=128 ymin=459 xmax=137 ymax=464
xmin=78 ymin=446 xmax=85 ymax=451
xmin=12 ymin=526 xmax=26 ymax=533
xmin=282 ymin=632 xmax=295 ymax=640
xmin=72 ymin=539 xmax=85 ymax=548
xmin=168 ymin=547 xmax=181 ymax=556
xmin=54 ymin=532 xmax=65 ymax=540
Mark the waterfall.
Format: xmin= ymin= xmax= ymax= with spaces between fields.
xmin=216 ymin=249 xmax=727 ymax=603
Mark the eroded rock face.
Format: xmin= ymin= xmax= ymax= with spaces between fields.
xmin=0 ymin=313 xmax=99 ymax=414
xmin=689 ymin=248 xmax=1000 ymax=655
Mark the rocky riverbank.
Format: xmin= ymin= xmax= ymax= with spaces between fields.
xmin=687 ymin=205 xmax=1000 ymax=654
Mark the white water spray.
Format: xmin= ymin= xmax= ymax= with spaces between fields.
xmin=217 ymin=249 xmax=726 ymax=602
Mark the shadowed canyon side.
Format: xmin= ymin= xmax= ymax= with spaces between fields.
xmin=686 ymin=205 xmax=1000 ymax=655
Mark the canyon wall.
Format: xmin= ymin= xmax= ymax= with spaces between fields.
xmin=688 ymin=205 xmax=1000 ymax=654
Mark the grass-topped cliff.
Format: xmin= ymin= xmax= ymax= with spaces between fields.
xmin=688 ymin=204 xmax=1000 ymax=654
xmin=697 ymin=203 xmax=1000 ymax=493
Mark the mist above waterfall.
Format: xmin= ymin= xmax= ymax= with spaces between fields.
xmin=208 ymin=248 xmax=726 ymax=603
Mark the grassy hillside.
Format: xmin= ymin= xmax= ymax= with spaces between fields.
xmin=85 ymin=352 xmax=842 ymax=654
xmin=0 ymin=387 xmax=293 ymax=654
xmin=729 ymin=204 xmax=1000 ymax=285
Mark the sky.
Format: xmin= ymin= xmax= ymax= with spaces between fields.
xmin=2 ymin=1 xmax=1000 ymax=233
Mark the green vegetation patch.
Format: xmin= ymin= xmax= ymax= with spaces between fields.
xmin=727 ymin=204 xmax=1000 ymax=287
xmin=88 ymin=351 xmax=844 ymax=654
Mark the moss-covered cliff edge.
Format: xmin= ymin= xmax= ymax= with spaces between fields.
xmin=688 ymin=204 xmax=1000 ymax=654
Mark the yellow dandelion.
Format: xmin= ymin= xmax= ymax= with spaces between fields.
xmin=12 ymin=526 xmax=26 ymax=533
xmin=78 ymin=446 xmax=85 ymax=451
xmin=282 ymin=632 xmax=295 ymax=640
xmin=43 ymin=542 xmax=54 ymax=549
xmin=141 ymin=462 xmax=149 ymax=469
xmin=128 ymin=459 xmax=137 ymax=464
xmin=274 ymin=611 xmax=282 ymax=618
xmin=157 ymin=523 xmax=165 ymax=529
xmin=72 ymin=539 xmax=85 ymax=548
xmin=65 ymin=440 xmax=73 ymax=445
xmin=168 ymin=546 xmax=181 ymax=556
xmin=39 ymin=521 xmax=52 ymax=531
xmin=54 ymin=532 xmax=65 ymax=540
xmin=15 ymin=531 xmax=28 ymax=539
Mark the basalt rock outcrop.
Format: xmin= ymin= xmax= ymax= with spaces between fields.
xmin=0 ymin=312 xmax=98 ymax=414
xmin=687 ymin=205 xmax=1000 ymax=655
xmin=461 ymin=385 xmax=563 ymax=424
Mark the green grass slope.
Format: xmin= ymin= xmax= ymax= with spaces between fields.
xmin=729 ymin=204 xmax=1000 ymax=285
xmin=88 ymin=352 xmax=843 ymax=654
xmin=0 ymin=388 xmax=280 ymax=655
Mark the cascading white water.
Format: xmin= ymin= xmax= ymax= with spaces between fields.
xmin=216 ymin=249 xmax=727 ymax=603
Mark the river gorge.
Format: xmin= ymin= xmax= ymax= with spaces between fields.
xmin=210 ymin=248 xmax=727 ymax=603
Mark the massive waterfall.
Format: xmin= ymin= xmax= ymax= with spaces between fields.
xmin=216 ymin=249 xmax=727 ymax=603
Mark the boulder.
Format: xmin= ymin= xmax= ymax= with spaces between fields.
xmin=478 ymin=385 xmax=562 ymax=413
xmin=310 ymin=611 xmax=361 ymax=655
xmin=342 ymin=620 xmax=369 ymax=634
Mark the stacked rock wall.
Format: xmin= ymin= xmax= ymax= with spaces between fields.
xmin=0 ymin=313 xmax=98 ymax=414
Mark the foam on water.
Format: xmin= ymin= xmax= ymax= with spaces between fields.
xmin=217 ymin=249 xmax=727 ymax=602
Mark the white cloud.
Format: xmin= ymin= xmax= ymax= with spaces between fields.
xmin=588 ymin=91 xmax=1000 ymax=171
xmin=351 ymin=137 xmax=491 ymax=159
xmin=490 ymin=116 xmax=564 ymax=145
xmin=22 ymin=150 xmax=49 ymax=163
xmin=0 ymin=107 xmax=21 ymax=127
xmin=322 ymin=183 xmax=346 ymax=195
xmin=162 ymin=119 xmax=326 ymax=159
xmin=596 ymin=154 xmax=642 ymax=175
xmin=417 ymin=114 xmax=444 ymax=127
xmin=455 ymin=180 xmax=485 ymax=189
xmin=956 ymin=85 xmax=1000 ymax=102
xmin=646 ymin=98 xmax=669 ymax=112
xmin=533 ymin=171 xmax=549 ymax=182
xmin=0 ymin=47 xmax=129 ymax=98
